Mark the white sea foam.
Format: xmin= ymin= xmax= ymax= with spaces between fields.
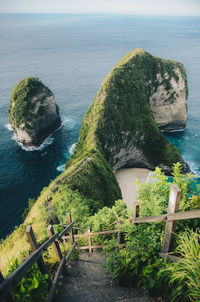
xmin=10 ymin=121 xmax=62 ymax=151
xmin=69 ymin=143 xmax=76 ymax=155
xmin=185 ymin=160 xmax=200 ymax=177
xmin=11 ymin=133 xmax=55 ymax=151
xmin=5 ymin=123 xmax=13 ymax=131
xmin=161 ymin=128 xmax=185 ymax=133
xmin=62 ymin=117 xmax=77 ymax=129
xmin=57 ymin=164 xmax=65 ymax=172
xmin=57 ymin=142 xmax=77 ymax=172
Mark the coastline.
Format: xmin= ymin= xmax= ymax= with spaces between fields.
xmin=115 ymin=168 xmax=152 ymax=211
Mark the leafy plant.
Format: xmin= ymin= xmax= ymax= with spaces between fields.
xmin=103 ymin=163 xmax=200 ymax=296
xmin=159 ymin=229 xmax=200 ymax=302
xmin=7 ymin=259 xmax=49 ymax=302
xmin=85 ymin=199 xmax=127 ymax=245
xmin=104 ymin=220 xmax=169 ymax=292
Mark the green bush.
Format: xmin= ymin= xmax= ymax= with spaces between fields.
xmin=159 ymin=229 xmax=200 ymax=301
xmin=7 ymin=259 xmax=49 ymax=302
xmin=51 ymin=187 xmax=100 ymax=227
xmin=104 ymin=221 xmax=169 ymax=292
xmin=86 ymin=199 xmax=127 ymax=245
xmin=102 ymin=163 xmax=200 ymax=296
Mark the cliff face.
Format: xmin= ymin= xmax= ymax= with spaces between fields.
xmin=9 ymin=77 xmax=61 ymax=148
xmin=75 ymin=49 xmax=188 ymax=175
xmin=150 ymin=67 xmax=188 ymax=130
xmin=55 ymin=49 xmax=189 ymax=207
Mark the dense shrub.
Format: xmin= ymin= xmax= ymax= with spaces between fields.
xmin=159 ymin=229 xmax=200 ymax=301
xmin=7 ymin=259 xmax=48 ymax=302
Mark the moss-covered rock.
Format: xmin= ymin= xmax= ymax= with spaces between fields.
xmin=52 ymin=48 xmax=189 ymax=206
xmin=69 ymin=48 xmax=188 ymax=174
xmin=9 ymin=77 xmax=61 ymax=148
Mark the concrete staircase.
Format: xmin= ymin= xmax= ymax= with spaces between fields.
xmin=55 ymin=252 xmax=158 ymax=302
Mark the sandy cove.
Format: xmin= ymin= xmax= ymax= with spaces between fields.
xmin=115 ymin=168 xmax=152 ymax=211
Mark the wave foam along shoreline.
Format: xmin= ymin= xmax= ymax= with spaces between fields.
xmin=57 ymin=164 xmax=65 ymax=172
xmin=161 ymin=128 xmax=185 ymax=133
xmin=56 ymin=142 xmax=77 ymax=172
xmin=69 ymin=143 xmax=76 ymax=155
xmin=11 ymin=134 xmax=55 ymax=152
xmin=184 ymin=160 xmax=200 ymax=177
xmin=10 ymin=122 xmax=63 ymax=152
xmin=5 ymin=123 xmax=13 ymax=131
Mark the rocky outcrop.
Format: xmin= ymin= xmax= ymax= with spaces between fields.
xmin=150 ymin=68 xmax=188 ymax=131
xmin=79 ymin=48 xmax=188 ymax=174
xmin=9 ymin=77 xmax=61 ymax=148
xmin=55 ymin=49 xmax=189 ymax=206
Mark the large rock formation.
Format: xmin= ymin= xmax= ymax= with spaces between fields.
xmin=150 ymin=65 xmax=188 ymax=131
xmin=54 ymin=49 xmax=189 ymax=206
xmin=9 ymin=77 xmax=61 ymax=148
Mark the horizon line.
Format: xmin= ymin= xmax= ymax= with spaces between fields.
xmin=0 ymin=12 xmax=200 ymax=17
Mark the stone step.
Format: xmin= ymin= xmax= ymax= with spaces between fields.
xmin=56 ymin=284 xmax=151 ymax=302
xmin=55 ymin=252 xmax=155 ymax=302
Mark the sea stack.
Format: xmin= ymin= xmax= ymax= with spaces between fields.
xmin=54 ymin=49 xmax=189 ymax=207
xmin=9 ymin=77 xmax=61 ymax=148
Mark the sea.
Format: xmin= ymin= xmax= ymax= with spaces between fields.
xmin=0 ymin=14 xmax=200 ymax=239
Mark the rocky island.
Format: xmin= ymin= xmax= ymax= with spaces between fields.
xmin=9 ymin=77 xmax=61 ymax=148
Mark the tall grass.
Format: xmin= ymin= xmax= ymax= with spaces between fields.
xmin=160 ymin=229 xmax=200 ymax=301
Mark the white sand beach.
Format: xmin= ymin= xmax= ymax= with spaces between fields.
xmin=115 ymin=168 xmax=152 ymax=211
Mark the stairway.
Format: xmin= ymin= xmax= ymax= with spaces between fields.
xmin=55 ymin=252 xmax=158 ymax=302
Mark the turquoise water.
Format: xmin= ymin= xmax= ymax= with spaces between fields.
xmin=0 ymin=14 xmax=200 ymax=239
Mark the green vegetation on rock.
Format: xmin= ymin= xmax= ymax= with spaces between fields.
xmin=9 ymin=77 xmax=52 ymax=129
xmin=9 ymin=76 xmax=61 ymax=147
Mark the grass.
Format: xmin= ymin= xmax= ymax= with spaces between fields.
xmin=160 ymin=229 xmax=200 ymax=301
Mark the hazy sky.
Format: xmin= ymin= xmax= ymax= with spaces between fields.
xmin=0 ymin=0 xmax=200 ymax=15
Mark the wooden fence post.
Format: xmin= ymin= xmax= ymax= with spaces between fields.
xmin=133 ymin=201 xmax=139 ymax=219
xmin=161 ymin=184 xmax=181 ymax=253
xmin=66 ymin=213 xmax=74 ymax=245
xmin=117 ymin=220 xmax=122 ymax=244
xmin=0 ymin=271 xmax=14 ymax=302
xmin=26 ymin=226 xmax=48 ymax=275
xmin=88 ymin=226 xmax=92 ymax=254
xmin=47 ymin=225 xmax=63 ymax=262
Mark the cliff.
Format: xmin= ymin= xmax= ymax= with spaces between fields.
xmin=72 ymin=49 xmax=188 ymax=174
xmin=0 ymin=49 xmax=189 ymax=274
xmin=9 ymin=77 xmax=61 ymax=148
xmin=149 ymin=60 xmax=188 ymax=131
xmin=48 ymin=49 xmax=188 ymax=205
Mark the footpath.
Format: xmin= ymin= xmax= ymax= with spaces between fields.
xmin=55 ymin=252 xmax=161 ymax=302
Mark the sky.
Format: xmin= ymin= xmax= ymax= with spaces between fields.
xmin=0 ymin=0 xmax=200 ymax=16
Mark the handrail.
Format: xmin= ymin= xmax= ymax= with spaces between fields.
xmin=131 ymin=209 xmax=200 ymax=224
xmin=0 ymin=222 xmax=74 ymax=299
xmin=46 ymin=242 xmax=77 ymax=302
xmin=62 ymin=228 xmax=119 ymax=239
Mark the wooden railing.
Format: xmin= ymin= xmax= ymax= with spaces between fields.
xmin=131 ymin=184 xmax=200 ymax=262
xmin=62 ymin=209 xmax=126 ymax=254
xmin=0 ymin=213 xmax=76 ymax=302
xmin=63 ymin=227 xmax=126 ymax=254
